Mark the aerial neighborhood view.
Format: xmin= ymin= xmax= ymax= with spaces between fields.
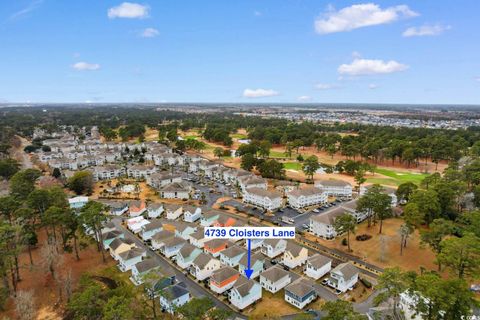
xmin=0 ymin=1 xmax=479 ymax=320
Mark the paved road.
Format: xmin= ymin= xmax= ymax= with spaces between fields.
xmin=110 ymin=217 xmax=246 ymax=319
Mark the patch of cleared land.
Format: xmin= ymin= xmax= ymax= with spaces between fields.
xmin=307 ymin=218 xmax=438 ymax=273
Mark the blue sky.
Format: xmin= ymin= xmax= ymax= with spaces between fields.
xmin=0 ymin=0 xmax=479 ymax=104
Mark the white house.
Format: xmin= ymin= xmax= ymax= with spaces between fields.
xmin=304 ymin=254 xmax=332 ymax=280
xmin=159 ymin=182 xmax=190 ymax=200
xmin=282 ymin=242 xmax=309 ymax=269
xmin=130 ymin=259 xmax=160 ymax=285
xmin=127 ymin=165 xmax=157 ymax=179
xmin=286 ymin=187 xmax=327 ymax=210
xmin=146 ymin=172 xmax=182 ymax=189
xmin=140 ymin=219 xmax=163 ymax=242
xmin=260 ymin=265 xmax=292 ymax=293
xmin=159 ymin=284 xmax=190 ymax=314
xmin=118 ymin=248 xmax=146 ymax=272
xmin=229 ymin=277 xmax=262 ymax=310
xmin=284 ymin=278 xmax=317 ymax=309
xmin=92 ymin=165 xmax=126 ymax=181
xmin=190 ymin=253 xmax=221 ymax=281
xmin=327 ymin=262 xmax=358 ymax=293
xmin=261 ymin=239 xmax=287 ymax=258
xmin=176 ymin=243 xmax=202 ymax=269
xmin=127 ymin=216 xmax=150 ymax=234
xmin=243 ymin=188 xmax=283 ymax=211
xmin=160 ymin=237 xmax=186 ymax=258
xmin=314 ymin=180 xmax=353 ymax=198
xmin=189 ymin=227 xmax=208 ymax=248
xmin=219 ymin=245 xmax=247 ymax=268
xmin=151 ymin=230 xmax=175 ymax=251
xmin=309 ymin=207 xmax=347 ymax=239
xmin=238 ymin=175 xmax=267 ymax=192
xmin=165 ymin=205 xmax=183 ymax=220
xmin=182 ymin=206 xmax=202 ymax=223
xmin=147 ymin=203 xmax=164 ymax=219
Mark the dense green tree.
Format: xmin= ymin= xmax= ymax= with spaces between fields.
xmin=78 ymin=201 xmax=107 ymax=262
xmin=175 ymin=297 xmax=214 ymax=320
xmin=0 ymin=159 xmax=20 ymax=179
xmin=374 ymin=267 xmax=409 ymax=316
xmin=420 ymin=218 xmax=454 ymax=270
xmin=240 ymin=153 xmax=256 ymax=171
xmin=67 ymin=171 xmax=94 ymax=195
xmin=396 ymin=182 xmax=418 ymax=203
xmin=257 ymin=159 xmax=285 ymax=179
xmin=9 ymin=169 xmax=41 ymax=200
xmin=408 ymin=189 xmax=441 ymax=225
xmin=321 ymin=300 xmax=366 ymax=320
xmin=357 ymin=185 xmax=392 ymax=233
xmin=302 ymin=155 xmax=320 ymax=182
xmin=333 ymin=213 xmax=357 ymax=251
xmin=437 ymin=232 xmax=480 ymax=278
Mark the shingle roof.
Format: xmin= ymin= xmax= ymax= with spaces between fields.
xmin=331 ymin=262 xmax=358 ymax=280
xmin=232 ymin=277 xmax=256 ymax=298
xmin=161 ymin=284 xmax=189 ymax=300
xmin=245 ymin=187 xmax=282 ymax=199
xmin=192 ymin=253 xmax=215 ymax=269
xmin=239 ymin=252 xmax=264 ymax=267
xmin=288 ymin=186 xmax=324 ymax=197
xmin=285 ymin=278 xmax=315 ymax=297
xmin=135 ymin=258 xmax=160 ymax=273
xmin=142 ymin=219 xmax=163 ymax=232
xmin=285 ymin=242 xmax=307 ymax=257
xmin=310 ymin=207 xmax=349 ymax=225
xmin=220 ymin=245 xmax=247 ymax=259
xmin=151 ymin=230 xmax=175 ymax=242
xmin=179 ymin=243 xmax=199 ymax=257
xmin=316 ymin=179 xmax=351 ymax=187
xmin=307 ymin=254 xmax=332 ymax=268
xmin=210 ymin=266 xmax=239 ymax=283
xmin=260 ymin=266 xmax=290 ymax=283
xmin=118 ymin=247 xmax=145 ymax=260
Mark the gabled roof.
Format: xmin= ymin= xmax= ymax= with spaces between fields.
xmin=178 ymin=243 xmax=199 ymax=257
xmin=148 ymin=202 xmax=163 ymax=210
xmin=160 ymin=182 xmax=189 ymax=192
xmin=135 ymin=258 xmax=160 ymax=273
xmin=189 ymin=227 xmax=205 ymax=240
xmin=118 ymin=247 xmax=145 ymax=261
xmin=260 ymin=265 xmax=290 ymax=283
xmin=232 ymin=277 xmax=257 ymax=298
xmin=285 ymin=278 xmax=315 ymax=298
xmin=161 ymin=284 xmax=189 ymax=300
xmin=109 ymin=238 xmax=134 ymax=251
xmin=239 ymin=252 xmax=264 ymax=267
xmin=103 ymin=230 xmax=122 ymax=241
xmin=152 ymin=230 xmax=175 ymax=242
xmin=307 ymin=254 xmax=332 ymax=269
xmin=204 ymin=238 xmax=229 ymax=249
xmin=331 ymin=262 xmax=358 ymax=280
xmin=263 ymin=238 xmax=284 ymax=247
xmin=220 ymin=245 xmax=247 ymax=259
xmin=163 ymin=237 xmax=186 ymax=248
xmin=210 ymin=266 xmax=239 ymax=284
xmin=142 ymin=219 xmax=163 ymax=232
xmin=288 ymin=186 xmax=324 ymax=197
xmin=245 ymin=187 xmax=282 ymax=199
xmin=285 ymin=242 xmax=307 ymax=257
xmin=315 ymin=179 xmax=351 ymax=187
xmin=310 ymin=207 xmax=349 ymax=225
xmin=192 ymin=253 xmax=216 ymax=269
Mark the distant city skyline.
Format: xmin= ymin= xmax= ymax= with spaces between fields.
xmin=0 ymin=1 xmax=479 ymax=104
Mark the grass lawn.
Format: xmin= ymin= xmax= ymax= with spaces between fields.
xmin=247 ymin=291 xmax=298 ymax=318
xmin=230 ymin=133 xmax=247 ymax=139
xmin=269 ymin=150 xmax=294 ymax=159
xmin=182 ymin=135 xmax=198 ymax=140
xmin=283 ymin=162 xmax=302 ymax=171
xmin=369 ymin=168 xmax=429 ymax=186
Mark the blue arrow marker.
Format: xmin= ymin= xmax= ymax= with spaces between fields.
xmin=244 ymin=239 xmax=253 ymax=279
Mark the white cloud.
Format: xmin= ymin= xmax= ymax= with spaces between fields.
xmin=72 ymin=62 xmax=101 ymax=71
xmin=254 ymin=11 xmax=262 ymax=17
xmin=315 ymin=83 xmax=339 ymax=90
xmin=369 ymin=83 xmax=379 ymax=89
xmin=141 ymin=27 xmax=159 ymax=38
xmin=314 ymin=3 xmax=418 ymax=34
xmin=108 ymin=2 xmax=149 ymax=19
xmin=338 ymin=58 xmax=408 ymax=75
xmin=402 ymin=24 xmax=451 ymax=37
xmin=297 ymin=96 xmax=312 ymax=102
xmin=8 ymin=0 xmax=44 ymax=22
xmin=475 ymin=77 xmax=480 ymax=82
xmin=243 ymin=88 xmax=279 ymax=98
